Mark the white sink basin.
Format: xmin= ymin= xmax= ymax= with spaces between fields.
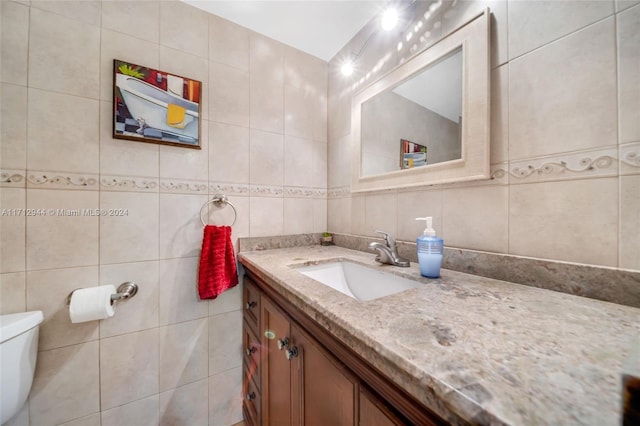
xmin=297 ymin=261 xmax=420 ymax=301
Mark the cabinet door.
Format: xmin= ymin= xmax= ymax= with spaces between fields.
xmin=261 ymin=298 xmax=292 ymax=426
xmin=359 ymin=387 xmax=405 ymax=426
xmin=290 ymin=323 xmax=358 ymax=426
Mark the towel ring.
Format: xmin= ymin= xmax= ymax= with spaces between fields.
xmin=200 ymin=194 xmax=237 ymax=227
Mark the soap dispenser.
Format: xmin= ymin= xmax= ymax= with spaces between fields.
xmin=415 ymin=217 xmax=443 ymax=278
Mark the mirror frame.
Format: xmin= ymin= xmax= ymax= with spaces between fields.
xmin=351 ymin=9 xmax=490 ymax=192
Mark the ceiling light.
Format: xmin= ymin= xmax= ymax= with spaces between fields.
xmin=381 ymin=7 xmax=398 ymax=31
xmin=341 ymin=61 xmax=354 ymax=76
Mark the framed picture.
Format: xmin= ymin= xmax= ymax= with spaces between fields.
xmin=400 ymin=139 xmax=427 ymax=169
xmin=113 ymin=59 xmax=202 ymax=149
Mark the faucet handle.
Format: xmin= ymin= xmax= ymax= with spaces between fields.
xmin=375 ymin=230 xmax=395 ymax=248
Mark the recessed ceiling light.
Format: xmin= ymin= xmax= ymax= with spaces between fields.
xmin=381 ymin=7 xmax=398 ymax=31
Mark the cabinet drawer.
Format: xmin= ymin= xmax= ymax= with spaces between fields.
xmin=243 ymin=277 xmax=261 ymax=333
xmin=243 ymin=362 xmax=261 ymax=426
xmin=243 ymin=320 xmax=262 ymax=390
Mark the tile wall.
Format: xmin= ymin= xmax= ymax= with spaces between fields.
xmin=328 ymin=0 xmax=640 ymax=273
xmin=0 ymin=1 xmax=327 ymax=425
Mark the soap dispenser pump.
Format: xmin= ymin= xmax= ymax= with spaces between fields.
xmin=415 ymin=217 xmax=443 ymax=278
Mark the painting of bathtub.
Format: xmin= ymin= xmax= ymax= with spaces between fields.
xmin=113 ymin=59 xmax=201 ymax=149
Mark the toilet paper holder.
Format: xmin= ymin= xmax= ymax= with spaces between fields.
xmin=65 ymin=282 xmax=138 ymax=306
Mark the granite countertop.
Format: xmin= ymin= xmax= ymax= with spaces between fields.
xmin=238 ymin=245 xmax=640 ymax=426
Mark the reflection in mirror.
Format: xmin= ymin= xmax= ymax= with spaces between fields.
xmin=361 ymin=47 xmax=462 ymax=177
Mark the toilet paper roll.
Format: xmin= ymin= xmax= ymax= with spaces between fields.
xmin=69 ymin=285 xmax=116 ymax=324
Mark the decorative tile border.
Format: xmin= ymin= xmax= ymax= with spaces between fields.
xmin=284 ymin=186 xmax=327 ymax=198
xmin=250 ymin=184 xmax=283 ymax=197
xmin=328 ymin=186 xmax=351 ymax=198
xmin=620 ymin=142 xmax=640 ymax=175
xmin=26 ymin=171 xmax=99 ymax=190
xmin=209 ymin=182 xmax=250 ymax=196
xmin=159 ymin=178 xmax=208 ymax=194
xmin=100 ymin=175 xmax=158 ymax=193
xmin=503 ymin=148 xmax=618 ymax=184
xmin=0 ymin=170 xmax=25 ymax=188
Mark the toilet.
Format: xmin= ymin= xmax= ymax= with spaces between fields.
xmin=0 ymin=311 xmax=44 ymax=425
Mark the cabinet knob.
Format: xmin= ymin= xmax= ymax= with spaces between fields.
xmin=246 ymin=346 xmax=256 ymax=356
xmin=286 ymin=346 xmax=298 ymax=360
xmin=277 ymin=337 xmax=289 ymax=350
xmin=246 ymin=391 xmax=256 ymax=401
xmin=246 ymin=301 xmax=257 ymax=310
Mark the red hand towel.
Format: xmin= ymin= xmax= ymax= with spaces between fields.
xmin=198 ymin=225 xmax=239 ymax=299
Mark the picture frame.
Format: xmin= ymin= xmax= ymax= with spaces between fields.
xmin=112 ymin=59 xmax=202 ymax=149
xmin=400 ymin=139 xmax=427 ymax=169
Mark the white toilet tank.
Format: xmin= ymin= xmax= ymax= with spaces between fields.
xmin=0 ymin=311 xmax=44 ymax=425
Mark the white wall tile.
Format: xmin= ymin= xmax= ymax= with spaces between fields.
xmin=490 ymin=65 xmax=508 ymax=164
xmin=284 ymin=135 xmax=314 ymax=188
xmin=58 ymin=413 xmax=101 ymax=426
xmin=509 ymin=18 xmax=617 ymax=160
xmin=312 ymin=140 xmax=328 ymax=189
xmin=160 ymin=193 xmax=208 ymax=259
xmin=617 ymin=0 xmax=640 ymax=11
xmin=99 ymin=261 xmax=160 ymax=338
xmin=26 ymin=189 xmax=98 ymax=271
xmin=618 ymin=4 xmax=640 ymax=144
xmin=620 ymin=175 xmax=640 ymax=270
xmin=26 ymin=266 xmax=99 ymax=351
xmin=28 ymin=8 xmax=100 ymax=98
xmin=101 ymin=0 xmax=160 ymax=44
xmin=27 ymin=89 xmax=99 ymax=174
xmin=249 ymin=129 xmax=284 ymax=186
xmin=250 ymin=34 xmax=284 ymax=133
xmin=508 ymin=0 xmax=613 ymax=60
xmin=158 ymin=257 xmax=209 ymax=326
xmin=100 ymin=29 xmax=160 ymax=102
xmin=208 ymin=310 xmax=242 ymax=376
xmin=100 ymin=192 xmax=159 ymax=264
xmin=1 ymin=1 xmax=29 ymax=85
xmin=327 ymin=196 xmax=352 ymax=234
xmin=159 ymin=1 xmax=209 ymax=59
xmin=209 ymin=122 xmax=250 ymax=184
xmin=30 ymin=0 xmax=100 ymax=26
xmin=159 ymin=379 xmax=209 ymax=426
xmin=208 ymin=367 xmax=243 ymax=426
xmin=510 ymin=178 xmax=618 ymax=266
xmin=284 ymin=197 xmax=315 ymax=235
xmin=160 ymin=318 xmax=209 ymax=392
xmin=364 ymin=192 xmax=397 ymax=238
xmin=209 ymin=14 xmax=250 ymax=72
xmin=209 ymin=62 xmax=250 ymax=127
xmin=30 ymin=341 xmax=100 ymax=426
xmin=1 ymin=188 xmax=25 ymax=273
xmin=442 ymin=185 xmax=509 ymax=253
xmin=101 ymin=395 xmax=159 ymax=426
xmin=328 ymin=134 xmax=352 ymax=189
xmin=313 ymin=197 xmax=328 ymax=233
xmin=249 ymin=196 xmax=283 ymax=237
xmin=1 ymin=84 xmax=28 ymax=169
xmin=100 ymin=329 xmax=159 ymax=410
xmin=0 ymin=272 xmax=25 ymax=314
xmin=209 ymin=285 xmax=241 ymax=316
xmin=396 ymin=189 xmax=442 ymax=242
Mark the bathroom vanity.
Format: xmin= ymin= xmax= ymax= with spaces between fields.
xmin=239 ymin=245 xmax=639 ymax=425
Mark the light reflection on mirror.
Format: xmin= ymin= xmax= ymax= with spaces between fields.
xmin=360 ymin=47 xmax=462 ymax=177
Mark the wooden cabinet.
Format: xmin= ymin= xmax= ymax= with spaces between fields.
xmin=241 ymin=272 xmax=446 ymax=426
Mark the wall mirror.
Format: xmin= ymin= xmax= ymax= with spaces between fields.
xmin=351 ymin=9 xmax=490 ymax=192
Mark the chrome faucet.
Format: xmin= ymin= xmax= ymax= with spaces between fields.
xmin=368 ymin=230 xmax=410 ymax=267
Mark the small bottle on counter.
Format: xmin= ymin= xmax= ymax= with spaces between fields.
xmin=415 ymin=217 xmax=443 ymax=278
